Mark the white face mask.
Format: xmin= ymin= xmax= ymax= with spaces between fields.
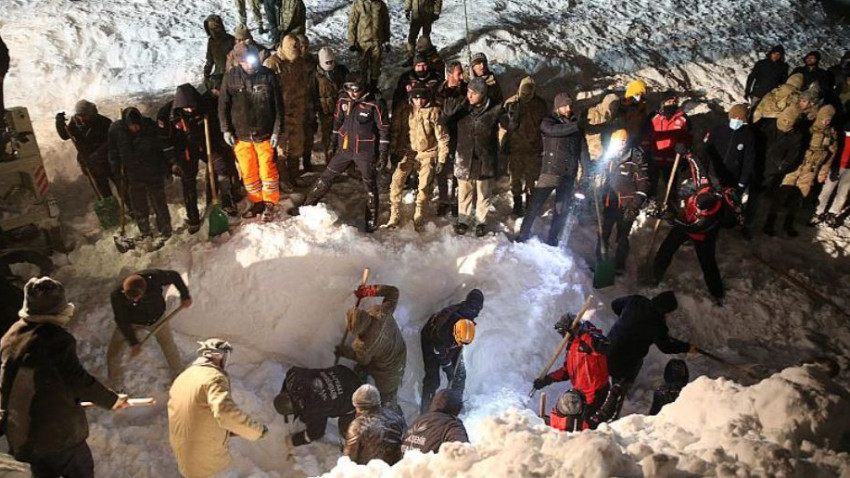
xmin=632 ymin=94 xmax=642 ymax=102
xmin=729 ymin=119 xmax=745 ymax=130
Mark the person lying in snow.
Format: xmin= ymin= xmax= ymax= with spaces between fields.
xmin=273 ymin=364 xmax=362 ymax=447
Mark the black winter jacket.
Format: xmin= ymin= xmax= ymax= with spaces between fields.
xmin=435 ymin=81 xmax=467 ymax=155
xmin=601 ymin=147 xmax=650 ymax=210
xmin=540 ymin=113 xmax=590 ymax=178
xmin=218 ymin=65 xmax=284 ymax=141
xmin=763 ymin=126 xmax=804 ymax=184
xmin=421 ymin=301 xmax=479 ymax=361
xmin=0 ymin=34 xmax=8 ymax=76
xmin=168 ymin=84 xmax=213 ymax=165
xmin=343 ymin=407 xmax=405 ymax=465
xmin=606 ymin=295 xmax=690 ymax=381
xmin=0 ymin=317 xmax=117 ymax=459
xmin=392 ymin=69 xmax=442 ymax=111
xmin=705 ymin=124 xmax=757 ymax=188
xmin=401 ymin=389 xmax=468 ymax=453
xmin=745 ymin=57 xmax=789 ymax=99
xmin=332 ymin=91 xmax=390 ymax=158
xmin=108 ymin=108 xmax=168 ymax=183
xmin=110 ymin=269 xmax=191 ymax=346
xmin=280 ymin=365 xmax=362 ymax=446
xmin=203 ymin=15 xmax=236 ymax=80
xmin=445 ymin=97 xmax=506 ymax=180
xmin=56 ymin=114 xmax=112 ymax=168
xmin=790 ymin=65 xmax=834 ymax=98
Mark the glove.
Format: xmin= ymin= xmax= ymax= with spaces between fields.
xmin=349 ymin=44 xmax=360 ymax=52
xmin=224 ymin=132 xmax=236 ymax=147
xmin=674 ymin=142 xmax=688 ymax=156
xmin=355 ymin=284 xmax=379 ymax=299
xmin=623 ymin=207 xmax=639 ymax=222
xmin=270 ymin=134 xmax=279 ymax=148
xmin=376 ymin=151 xmax=389 ymax=171
xmin=383 ymin=43 xmax=391 ymax=53
xmin=55 ymin=112 xmax=67 ymax=124
xmin=433 ymin=13 xmax=440 ymax=21
xmin=435 ymin=161 xmax=445 ymax=175
xmin=533 ymin=376 xmax=553 ymax=390
xmin=405 ymin=10 xmax=411 ymax=19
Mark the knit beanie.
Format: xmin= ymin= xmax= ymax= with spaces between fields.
xmin=234 ymin=23 xmax=251 ymax=40
xmin=20 ymin=276 xmax=67 ymax=317
xmin=74 ymin=100 xmax=97 ymax=116
xmin=471 ymin=52 xmax=488 ymax=67
xmin=468 ymin=77 xmax=488 ymax=95
xmin=554 ymin=92 xmax=573 ymax=110
xmin=352 ymin=384 xmax=381 ymax=408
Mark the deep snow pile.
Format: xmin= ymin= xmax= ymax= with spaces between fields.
xmin=325 ymin=364 xmax=850 ymax=478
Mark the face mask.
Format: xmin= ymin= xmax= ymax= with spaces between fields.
xmin=729 ymin=119 xmax=745 ymax=130
xmin=632 ymin=95 xmax=642 ymax=102
xmin=661 ymin=104 xmax=678 ymax=118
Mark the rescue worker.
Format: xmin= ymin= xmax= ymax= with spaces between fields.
xmin=273 ymin=365 xmax=362 ymax=447
xmin=343 ymin=384 xmax=406 ymax=465
xmin=266 ymin=0 xmax=306 ymax=44
xmin=769 ymin=104 xmax=837 ymax=237
xmin=435 ymin=61 xmax=466 ymax=217
xmin=648 ymin=91 xmax=690 ymax=204
xmin=168 ymin=339 xmax=268 ymax=478
xmin=225 ymin=24 xmax=270 ymax=71
xmin=622 ymin=79 xmax=650 ymax=146
xmin=202 ymin=15 xmax=236 ymax=94
xmin=744 ymin=45 xmax=788 ymax=113
xmin=648 ymin=359 xmax=689 ymax=415
xmin=502 ymin=76 xmax=547 ymax=217
xmin=547 ymin=389 xmax=588 ymax=432
xmin=404 ymin=0 xmax=441 ymax=65
xmin=0 ymin=277 xmax=128 ymax=478
xmin=753 ymin=73 xmax=805 ymax=123
xmin=401 ymin=389 xmax=468 ymax=453
xmin=298 ymin=34 xmax=318 ymax=172
xmin=309 ymin=47 xmax=349 ymax=163
xmin=264 ymin=35 xmax=309 ymax=191
xmin=790 ymin=51 xmax=833 ymax=99
xmin=347 ymin=0 xmax=390 ymax=89
xmin=443 ymin=77 xmax=506 ymax=237
xmin=387 ymin=86 xmax=449 ymax=230
xmin=762 ymin=98 xmax=809 ymax=236
xmin=219 ymin=42 xmax=284 ymax=222
xmin=812 ymin=118 xmax=850 ymax=228
xmin=596 ymin=129 xmax=650 ymax=274
xmin=392 ymin=52 xmax=442 ymax=112
xmin=469 ymin=53 xmax=503 ymax=104
xmin=532 ymin=316 xmax=610 ymax=428
xmin=108 ymin=107 xmax=173 ymax=242
xmin=518 ymin=93 xmax=589 ymax=245
xmin=107 ymin=270 xmax=192 ymax=386
xmin=584 ymin=93 xmax=620 ymax=161
xmin=420 ymin=289 xmax=483 ymax=413
xmin=412 ymin=35 xmax=445 ymax=75
xmin=165 ymin=84 xmax=209 ymax=234
xmin=335 ymin=284 xmax=406 ymax=409
xmin=302 ymin=73 xmax=390 ymax=233
xmin=601 ymin=292 xmax=694 ymax=419
xmin=55 ymin=100 xmax=117 ymax=200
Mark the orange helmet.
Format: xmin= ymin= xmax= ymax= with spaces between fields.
xmin=610 ymin=129 xmax=628 ymax=144
xmin=453 ymin=319 xmax=476 ymax=345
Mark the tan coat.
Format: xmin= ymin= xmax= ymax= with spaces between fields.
xmin=585 ymin=93 xmax=621 ymax=160
xmin=782 ymin=123 xmax=837 ymax=197
xmin=409 ymin=105 xmax=449 ymax=162
xmin=264 ymin=43 xmax=309 ymax=156
xmin=753 ymin=74 xmax=804 ymax=123
xmin=168 ymin=358 xmax=264 ymax=478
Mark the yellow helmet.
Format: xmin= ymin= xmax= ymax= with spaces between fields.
xmin=625 ymin=79 xmax=647 ymax=99
xmin=610 ymin=129 xmax=628 ymax=144
xmin=454 ymin=319 xmax=476 ymax=345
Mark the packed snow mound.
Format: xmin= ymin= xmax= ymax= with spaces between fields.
xmin=324 ymin=364 xmax=850 ymax=478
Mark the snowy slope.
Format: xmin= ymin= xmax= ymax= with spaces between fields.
xmin=3 ymin=0 xmax=850 ymax=476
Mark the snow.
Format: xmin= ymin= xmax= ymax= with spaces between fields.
xmin=3 ymin=0 xmax=850 ymax=476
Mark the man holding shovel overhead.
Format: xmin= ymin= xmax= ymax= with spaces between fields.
xmin=107 ymin=270 xmax=192 ymax=386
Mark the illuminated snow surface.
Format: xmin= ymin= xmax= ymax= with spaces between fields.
xmin=3 ymin=0 xmax=850 ymax=476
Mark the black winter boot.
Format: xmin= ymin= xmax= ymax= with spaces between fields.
xmin=512 ymin=194 xmax=524 ymax=217
xmin=807 ymin=213 xmax=826 ymax=227
xmin=454 ymin=222 xmax=469 ymax=235
xmin=763 ymin=213 xmax=777 ymax=236
xmin=783 ymin=215 xmax=799 ymax=237
xmin=242 ymin=201 xmax=265 ymax=218
xmin=304 ymin=179 xmax=331 ymax=206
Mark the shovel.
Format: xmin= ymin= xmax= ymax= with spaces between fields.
xmin=204 ymin=117 xmax=230 ymax=238
xmin=113 ymin=167 xmax=135 ymax=253
xmin=592 ymin=185 xmax=615 ymax=289
xmin=64 ymin=120 xmax=119 ymax=229
xmin=640 ymin=153 xmax=681 ymax=281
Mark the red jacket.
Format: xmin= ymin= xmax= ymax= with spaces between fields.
xmin=650 ymin=110 xmax=690 ymax=165
xmin=546 ymin=325 xmax=609 ymax=406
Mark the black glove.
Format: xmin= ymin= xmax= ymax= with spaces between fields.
xmin=55 ymin=112 xmax=67 ymax=124
xmin=433 ymin=13 xmax=440 ymax=21
xmin=435 ymin=161 xmax=445 ymax=175
xmin=830 ymin=169 xmax=840 ymax=182
xmin=376 ymin=151 xmax=389 ymax=171
xmin=405 ymin=10 xmax=411 ymax=19
xmin=349 ymin=44 xmax=360 ymax=53
xmin=623 ymin=207 xmax=639 ymax=222
xmin=384 ymin=43 xmax=391 ymax=53
xmin=674 ymin=142 xmax=688 ymax=156
xmin=533 ymin=376 xmax=553 ymax=390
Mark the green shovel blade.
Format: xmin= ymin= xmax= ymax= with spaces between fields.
xmin=208 ymin=204 xmax=230 ymax=237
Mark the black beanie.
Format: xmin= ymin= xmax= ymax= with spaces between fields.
xmin=20 ymin=276 xmax=67 ymax=316
xmin=465 ymin=289 xmax=484 ymax=309
xmin=650 ymin=291 xmax=678 ymax=315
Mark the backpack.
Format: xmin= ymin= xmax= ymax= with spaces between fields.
xmin=565 ymin=322 xmax=610 ymax=403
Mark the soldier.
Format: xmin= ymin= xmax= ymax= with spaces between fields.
xmin=202 ymin=15 xmax=236 ymax=94
xmin=264 ymin=35 xmax=309 ymax=191
xmin=404 ymin=0 xmax=441 ymax=65
xmin=348 ymin=0 xmax=390 ymax=89
xmin=234 ymin=0 xmax=264 ymax=34
xmin=310 ymin=47 xmax=349 ymax=163
xmin=469 ymin=53 xmax=503 ymax=104
xmin=501 ymin=76 xmax=547 ymax=217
